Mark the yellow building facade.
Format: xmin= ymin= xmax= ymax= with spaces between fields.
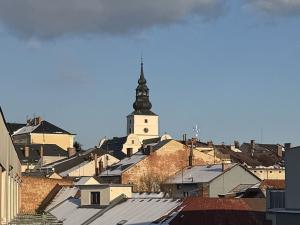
xmin=0 ymin=108 xmax=21 ymax=224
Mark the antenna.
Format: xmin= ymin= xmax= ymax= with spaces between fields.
xmin=193 ymin=125 xmax=200 ymax=139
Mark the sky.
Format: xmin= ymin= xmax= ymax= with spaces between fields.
xmin=1 ymin=0 xmax=300 ymax=148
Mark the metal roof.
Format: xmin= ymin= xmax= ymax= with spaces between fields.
xmin=50 ymin=198 xmax=100 ymax=225
xmin=49 ymin=197 xmax=181 ymax=225
xmin=45 ymin=187 xmax=79 ymax=212
xmin=166 ymin=164 xmax=236 ymax=184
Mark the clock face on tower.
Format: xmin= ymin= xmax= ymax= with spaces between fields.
xmin=144 ymin=128 xmax=149 ymax=133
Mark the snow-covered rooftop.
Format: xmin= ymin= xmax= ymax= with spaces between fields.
xmin=166 ymin=164 xmax=236 ymax=184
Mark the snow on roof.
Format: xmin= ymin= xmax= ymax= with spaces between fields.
xmin=13 ymin=124 xmax=39 ymax=135
xmin=132 ymin=192 xmax=165 ymax=198
xmin=166 ymin=164 xmax=236 ymax=184
xmin=45 ymin=187 xmax=79 ymax=212
xmin=49 ymin=198 xmax=101 ymax=225
xmin=49 ymin=197 xmax=181 ymax=225
xmin=74 ymin=177 xmax=99 ymax=186
xmin=89 ymin=198 xmax=182 ymax=225
xmin=100 ymin=151 xmax=147 ymax=176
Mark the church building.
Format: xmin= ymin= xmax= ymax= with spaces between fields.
xmin=98 ymin=61 xmax=171 ymax=158
xmin=127 ymin=61 xmax=159 ymax=143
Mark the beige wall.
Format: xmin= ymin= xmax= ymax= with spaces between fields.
xmin=110 ymin=186 xmax=132 ymax=199
xmin=0 ymin=113 xmax=21 ymax=223
xmin=250 ymin=168 xmax=285 ymax=180
xmin=210 ymin=165 xmax=261 ymax=197
xmin=122 ymin=134 xmax=142 ymax=155
xmin=127 ymin=114 xmax=159 ymax=142
xmin=30 ymin=133 xmax=74 ymax=150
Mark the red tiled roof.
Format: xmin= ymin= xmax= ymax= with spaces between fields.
xmin=170 ymin=198 xmax=271 ymax=225
xmin=260 ymin=179 xmax=285 ymax=190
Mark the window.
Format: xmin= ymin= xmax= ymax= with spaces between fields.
xmin=90 ymin=192 xmax=100 ymax=205
xmin=144 ymin=128 xmax=149 ymax=133
xmin=145 ymin=119 xmax=148 ymax=123
xmin=279 ymin=171 xmax=282 ymax=173
xmin=270 ymin=171 xmax=273 ymax=173
xmin=260 ymin=171 xmax=263 ymax=173
xmin=127 ymin=148 xmax=133 ymax=157
xmin=131 ymin=140 xmax=134 ymax=144
xmin=129 ymin=128 xmax=132 ymax=133
xmin=129 ymin=119 xmax=131 ymax=124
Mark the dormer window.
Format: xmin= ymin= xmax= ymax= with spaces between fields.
xmin=90 ymin=192 xmax=100 ymax=205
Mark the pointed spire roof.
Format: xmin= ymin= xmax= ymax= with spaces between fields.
xmin=131 ymin=61 xmax=156 ymax=116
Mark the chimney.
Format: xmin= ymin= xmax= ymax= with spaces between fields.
xmin=207 ymin=141 xmax=213 ymax=148
xmin=284 ymin=143 xmax=291 ymax=150
xmin=67 ymin=147 xmax=76 ymax=158
xmin=94 ymin=153 xmax=99 ymax=176
xmin=24 ymin=146 xmax=30 ymax=158
xmin=234 ymin=141 xmax=240 ymax=149
xmin=40 ymin=145 xmax=44 ymax=158
xmin=250 ymin=140 xmax=255 ymax=157
xmin=99 ymin=159 xmax=104 ymax=174
xmin=144 ymin=145 xmax=154 ymax=155
xmin=277 ymin=145 xmax=283 ymax=158
xmin=222 ymin=162 xmax=231 ymax=171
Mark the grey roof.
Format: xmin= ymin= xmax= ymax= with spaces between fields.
xmin=43 ymin=147 xmax=107 ymax=175
xmin=50 ymin=198 xmax=100 ymax=225
xmin=13 ymin=120 xmax=73 ymax=136
xmin=6 ymin=122 xmax=26 ymax=135
xmin=45 ymin=187 xmax=79 ymax=212
xmin=100 ymin=137 xmax=127 ymax=160
xmin=216 ymin=143 xmax=283 ymax=167
xmin=166 ymin=164 xmax=236 ymax=184
xmin=89 ymin=198 xmax=181 ymax=225
xmin=15 ymin=144 xmax=68 ymax=163
xmin=100 ymin=151 xmax=147 ymax=176
xmin=50 ymin=197 xmax=181 ymax=225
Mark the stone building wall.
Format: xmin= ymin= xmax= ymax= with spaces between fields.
xmin=20 ymin=176 xmax=72 ymax=214
xmin=122 ymin=140 xmax=206 ymax=192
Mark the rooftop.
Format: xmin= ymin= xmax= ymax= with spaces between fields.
xmin=166 ymin=164 xmax=236 ymax=184
xmin=49 ymin=197 xmax=182 ymax=225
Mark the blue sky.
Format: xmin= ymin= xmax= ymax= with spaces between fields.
xmin=1 ymin=0 xmax=300 ymax=148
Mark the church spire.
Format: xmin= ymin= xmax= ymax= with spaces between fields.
xmin=133 ymin=61 xmax=153 ymax=114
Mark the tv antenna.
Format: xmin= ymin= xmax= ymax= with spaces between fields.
xmin=193 ymin=125 xmax=200 ymax=139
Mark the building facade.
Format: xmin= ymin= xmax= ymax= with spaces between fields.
xmin=0 ymin=108 xmax=21 ymax=223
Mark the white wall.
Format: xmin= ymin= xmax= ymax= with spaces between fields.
xmin=209 ymin=165 xmax=261 ymax=197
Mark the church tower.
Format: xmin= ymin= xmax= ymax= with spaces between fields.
xmin=127 ymin=61 xmax=159 ymax=142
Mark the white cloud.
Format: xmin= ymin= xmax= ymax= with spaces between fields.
xmin=0 ymin=0 xmax=225 ymax=40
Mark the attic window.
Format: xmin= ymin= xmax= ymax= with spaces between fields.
xmin=90 ymin=192 xmax=100 ymax=205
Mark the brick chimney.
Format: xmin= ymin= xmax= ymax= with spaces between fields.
xmin=67 ymin=147 xmax=76 ymax=158
xmin=24 ymin=146 xmax=30 ymax=158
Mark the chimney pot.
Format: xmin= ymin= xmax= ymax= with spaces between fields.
xmin=67 ymin=147 xmax=76 ymax=158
